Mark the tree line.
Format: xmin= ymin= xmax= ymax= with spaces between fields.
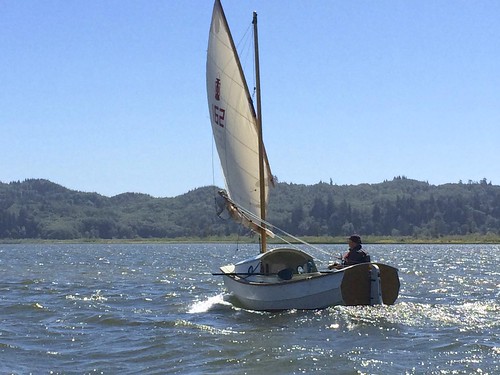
xmin=1 ymin=177 xmax=499 ymax=240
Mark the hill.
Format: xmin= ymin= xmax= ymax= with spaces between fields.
xmin=1 ymin=177 xmax=499 ymax=240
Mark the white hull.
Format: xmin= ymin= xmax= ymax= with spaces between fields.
xmin=223 ymin=271 xmax=344 ymax=310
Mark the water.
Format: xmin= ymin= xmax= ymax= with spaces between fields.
xmin=0 ymin=243 xmax=498 ymax=374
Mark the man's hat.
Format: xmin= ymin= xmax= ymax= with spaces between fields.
xmin=348 ymin=235 xmax=362 ymax=244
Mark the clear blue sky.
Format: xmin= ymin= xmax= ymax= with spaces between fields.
xmin=1 ymin=1 xmax=499 ymax=197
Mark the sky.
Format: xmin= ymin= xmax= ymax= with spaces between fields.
xmin=1 ymin=1 xmax=499 ymax=198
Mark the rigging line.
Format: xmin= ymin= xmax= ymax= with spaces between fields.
xmin=235 ymin=21 xmax=252 ymax=49
xmin=268 ymin=232 xmax=330 ymax=265
xmin=234 ymin=21 xmax=255 ymax=100
xmin=235 ymin=22 xmax=253 ymax=62
xmin=211 ymin=135 xmax=220 ymax=213
xmin=211 ymin=135 xmax=215 ymax=186
xmin=227 ymin=196 xmax=331 ymax=257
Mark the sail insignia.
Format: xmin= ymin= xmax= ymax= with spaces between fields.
xmin=206 ymin=0 xmax=273 ymax=225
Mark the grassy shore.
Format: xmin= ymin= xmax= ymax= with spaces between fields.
xmin=1 ymin=234 xmax=499 ymax=245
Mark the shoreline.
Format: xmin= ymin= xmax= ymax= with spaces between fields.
xmin=1 ymin=235 xmax=499 ymax=245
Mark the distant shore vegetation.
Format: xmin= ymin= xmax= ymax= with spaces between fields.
xmin=1 ymin=234 xmax=499 ymax=245
xmin=1 ymin=177 xmax=499 ymax=244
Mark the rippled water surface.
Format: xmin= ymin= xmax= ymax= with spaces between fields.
xmin=0 ymin=243 xmax=498 ymax=374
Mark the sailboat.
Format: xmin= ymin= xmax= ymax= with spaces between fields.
xmin=206 ymin=0 xmax=399 ymax=311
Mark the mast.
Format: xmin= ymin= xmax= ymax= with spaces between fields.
xmin=253 ymin=11 xmax=267 ymax=254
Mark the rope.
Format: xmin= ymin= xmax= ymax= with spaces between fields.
xmin=224 ymin=194 xmax=333 ymax=259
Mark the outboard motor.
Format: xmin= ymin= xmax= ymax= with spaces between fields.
xmin=369 ymin=264 xmax=383 ymax=305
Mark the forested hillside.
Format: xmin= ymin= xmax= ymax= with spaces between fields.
xmin=1 ymin=177 xmax=499 ymax=240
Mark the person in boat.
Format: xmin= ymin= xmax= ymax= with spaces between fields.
xmin=329 ymin=234 xmax=371 ymax=269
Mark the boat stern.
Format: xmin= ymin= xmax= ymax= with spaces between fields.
xmin=340 ymin=263 xmax=400 ymax=305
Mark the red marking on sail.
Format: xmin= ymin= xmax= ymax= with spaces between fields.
xmin=215 ymin=78 xmax=221 ymax=101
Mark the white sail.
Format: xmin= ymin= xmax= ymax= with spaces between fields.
xmin=206 ymin=0 xmax=273 ymax=221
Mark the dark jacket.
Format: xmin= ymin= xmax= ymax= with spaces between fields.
xmin=343 ymin=244 xmax=370 ymax=265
